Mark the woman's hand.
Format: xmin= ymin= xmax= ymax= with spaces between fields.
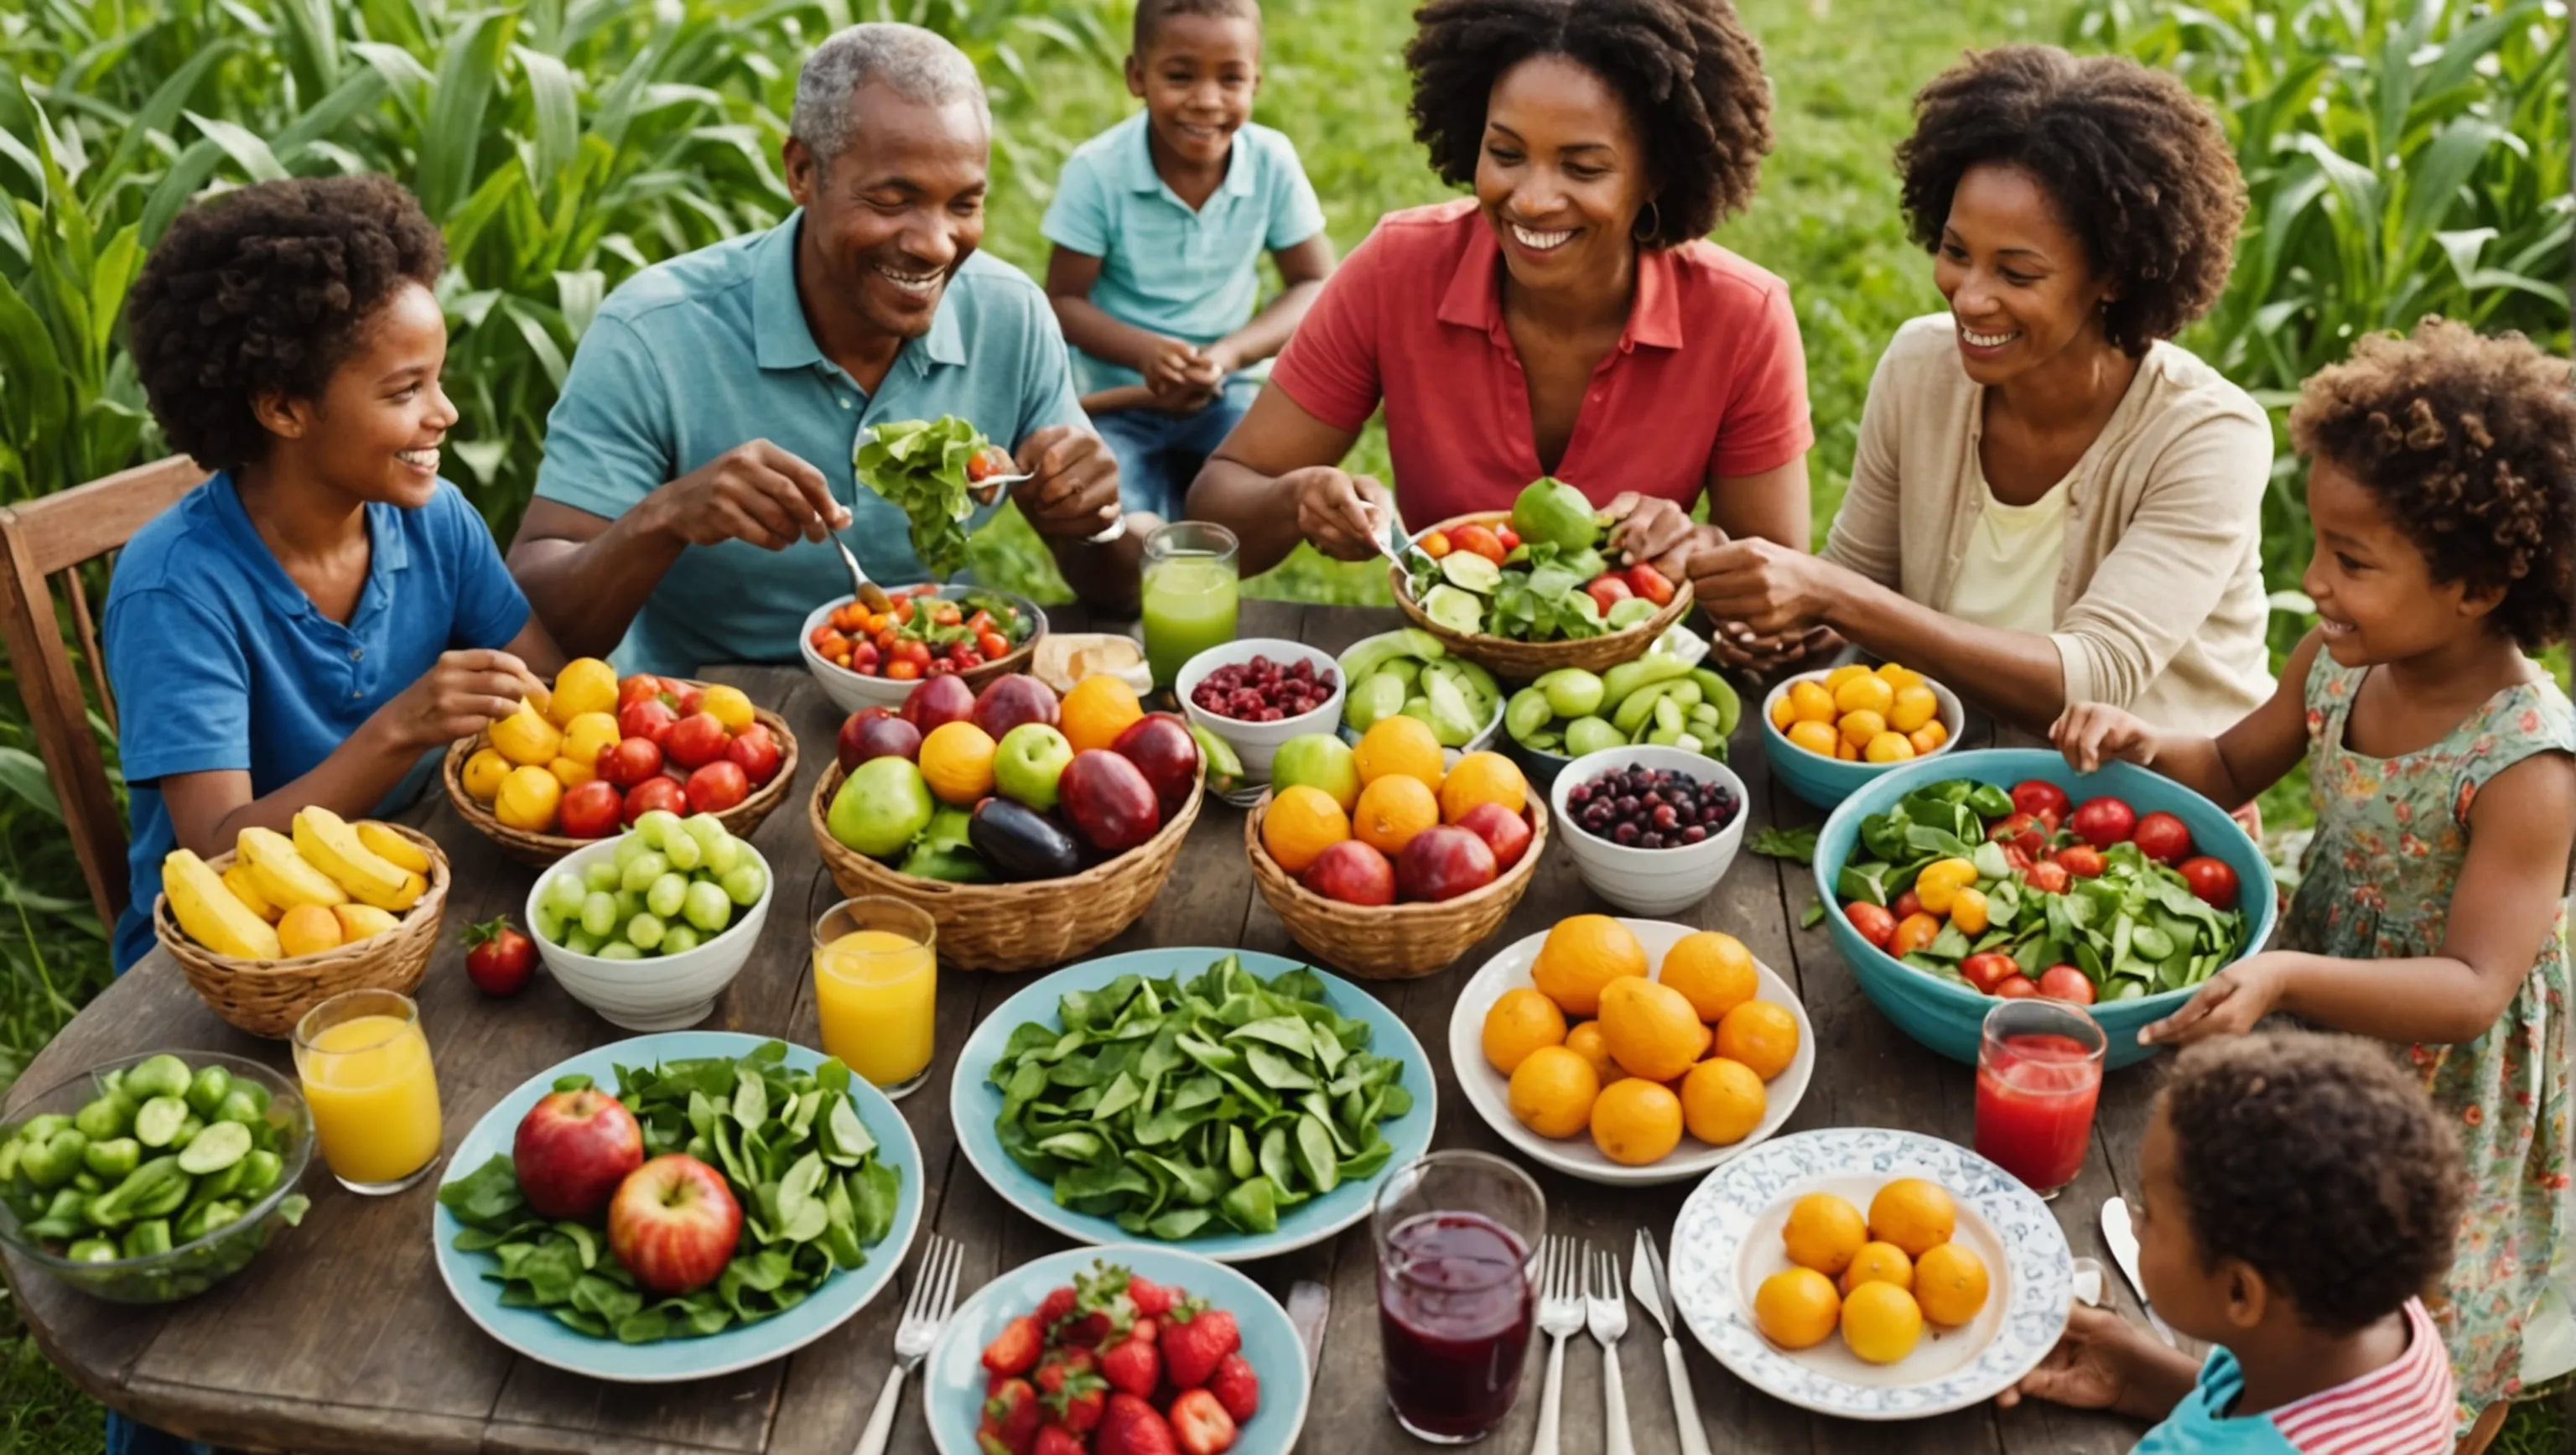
xmin=1289 ymin=467 xmax=1393 ymax=562
xmin=2053 ymin=702 xmax=2161 ymax=774
xmin=377 ymin=649 xmax=546 ymax=752
xmin=2140 ymin=953 xmax=2292 ymax=1047
xmin=1995 ymin=1305 xmax=2189 ymax=1420
xmin=1685 ymin=536 xmax=1836 ymax=633
xmin=1710 ymin=623 xmax=1839 ymax=676
xmin=1602 ymin=494 xmax=1697 ymax=579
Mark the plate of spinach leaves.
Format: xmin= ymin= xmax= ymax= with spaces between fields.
xmin=431 ymin=1033 xmax=920 ymax=1382
xmin=951 ymin=949 xmax=1435 ymax=1262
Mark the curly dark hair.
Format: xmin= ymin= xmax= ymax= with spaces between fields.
xmin=1895 ymin=45 xmax=2244 ymax=357
xmin=1405 ymin=0 xmax=1774 ymax=247
xmin=126 ymin=174 xmax=446 ymax=472
xmin=2290 ymin=318 xmax=2576 ymax=651
xmin=2160 ymin=1033 xmax=2465 ymax=1334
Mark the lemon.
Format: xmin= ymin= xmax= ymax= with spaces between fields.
xmin=1840 ymin=1281 xmax=1924 ymax=1364
xmin=1832 ymin=673 xmax=1894 ymax=719
xmin=1753 ymin=1267 xmax=1840 ymax=1350
xmin=1781 ymin=1192 xmax=1867 ymax=1276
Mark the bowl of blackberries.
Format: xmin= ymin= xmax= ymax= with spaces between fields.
xmin=1548 ymin=745 xmax=1748 ymax=915
xmin=1176 ymin=640 xmax=1347 ymax=787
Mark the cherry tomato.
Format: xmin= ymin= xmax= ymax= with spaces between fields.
xmin=2038 ymin=965 xmax=2096 ymax=1005
xmin=1992 ymin=973 xmax=2038 ymax=1000
xmin=2070 ymin=796 xmax=2137 ymax=849
xmin=893 ymin=597 xmax=916 ymax=622
xmin=977 ymin=630 xmax=1011 ymax=660
xmin=2022 ymin=858 xmax=2070 ymax=894
xmin=930 ymin=601 xmax=963 ymax=627
xmin=1844 ymin=902 xmax=1897 ymax=949
xmin=2179 ymin=855 xmax=2240 ymax=908
xmin=1418 ymin=530 xmax=1452 ymax=559
xmin=2054 ymin=844 xmax=2106 ymax=879
xmin=2132 ymin=811 xmax=2192 ymax=865
xmin=1494 ymin=525 xmax=1520 ymax=552
xmin=852 ymin=642 xmax=880 ymax=673
xmin=2011 ymin=779 xmax=2071 ymax=823
xmin=1988 ymin=812 xmax=2049 ymax=860
xmin=1890 ymin=890 xmax=1924 ymax=922
xmin=886 ymin=658 xmax=920 ymax=681
xmin=964 ymin=610 xmax=994 ymax=637
xmin=896 ymin=639 xmax=932 ymax=668
xmin=1961 ymin=953 xmax=2020 ymax=993
xmin=462 ymin=917 xmax=536 ymax=996
xmin=1888 ymin=912 xmax=1943 ymax=958
xmin=954 ymin=650 xmax=984 ymax=669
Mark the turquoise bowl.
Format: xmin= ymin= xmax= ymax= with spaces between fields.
xmin=1759 ymin=669 xmax=1967 ymax=811
xmin=1813 ymin=749 xmax=2277 ymax=1068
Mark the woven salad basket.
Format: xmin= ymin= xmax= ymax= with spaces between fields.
xmin=806 ymin=761 xmax=1202 ymax=973
xmin=1390 ymin=511 xmax=1690 ymax=679
xmin=153 ymin=823 xmax=449 ymax=1038
xmin=442 ymin=683 xmax=799 ymax=868
xmin=1244 ymin=789 xmax=1549 ymax=980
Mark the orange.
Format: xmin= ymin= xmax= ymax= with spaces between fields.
xmin=1715 ymin=1000 xmax=1800 ymax=1081
xmin=1481 ymin=988 xmax=1568 ymax=1075
xmin=918 ymin=720 xmax=998 ymax=806
xmin=1680 ymin=1057 xmax=1765 ymax=1146
xmin=1888 ymin=683 xmax=1938 ymax=734
xmin=1561 ymin=1021 xmax=1619 ymax=1084
xmin=1506 ymin=1046 xmax=1599 ymax=1139
xmin=1840 ymin=1281 xmax=1924 ymax=1364
xmin=1838 ymin=709 xmax=1888 ymax=750
xmin=1062 ymin=675 xmax=1145 ymax=755
xmin=1753 ymin=1267 xmax=1841 ymax=1350
xmin=1353 ymin=775 xmax=1440 ymax=857
xmin=1353 ymin=715 xmax=1445 ymax=791
xmin=547 ymin=756 xmax=595 ymax=788
xmin=1781 ymin=1193 xmax=1869 ymax=1276
xmin=1597 ymin=978 xmax=1706 ymax=1082
xmin=1784 ymin=720 xmax=1838 ymax=758
xmin=1786 ymin=680 xmax=1836 ymax=725
xmin=1530 ymin=915 xmax=1649 ymax=1016
xmin=276 ymin=903 xmax=343 ymax=958
xmin=460 ymin=747 xmax=512 ymax=803
xmin=1832 ymin=673 xmax=1894 ymax=719
xmin=1261 ymin=785 xmax=1350 ymax=874
xmin=1660 ymin=931 xmax=1758 ymax=1020
xmin=1864 ymin=732 xmax=1915 ymax=764
xmin=1588 ymin=1078 xmax=1683 ymax=1165
xmin=1840 ymin=1241 xmax=1916 ymax=1296
xmin=1438 ymin=751 xmax=1527 ymax=824
xmin=547 ymin=657 xmax=618 ymax=725
xmin=1914 ymin=1243 xmax=1989 ymax=1327
xmin=1867 ymin=1179 xmax=1957 ymax=1257
xmin=1834 ymin=737 xmax=1859 ymax=761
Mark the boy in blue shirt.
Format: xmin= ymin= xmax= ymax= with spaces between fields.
xmin=106 ymin=174 xmax=561 ymax=980
xmin=1998 ymin=1032 xmax=2463 ymax=1452
xmin=1042 ymin=0 xmax=1334 ymax=522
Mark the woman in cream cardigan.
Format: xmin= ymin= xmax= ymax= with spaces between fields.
xmin=1690 ymin=46 xmax=2273 ymax=740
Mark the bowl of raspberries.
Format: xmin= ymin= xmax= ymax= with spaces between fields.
xmin=1176 ymin=641 xmax=1345 ymax=785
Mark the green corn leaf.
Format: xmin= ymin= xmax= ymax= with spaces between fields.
xmin=182 ymin=112 xmax=288 ymax=182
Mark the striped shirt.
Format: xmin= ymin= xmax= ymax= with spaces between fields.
xmin=2137 ymin=1300 xmax=2456 ymax=1454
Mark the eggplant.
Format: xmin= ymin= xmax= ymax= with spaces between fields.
xmin=969 ymin=798 xmax=1083 ymax=881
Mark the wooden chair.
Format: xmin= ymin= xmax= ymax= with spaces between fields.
xmin=0 ymin=455 xmax=209 ymax=929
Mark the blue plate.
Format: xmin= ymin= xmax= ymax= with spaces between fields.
xmin=1814 ymin=750 xmax=2278 ymax=1068
xmin=429 ymin=1031 xmax=923 ymax=1383
xmin=950 ymin=948 xmax=1436 ymax=1262
xmin=924 ymin=1244 xmax=1310 ymax=1455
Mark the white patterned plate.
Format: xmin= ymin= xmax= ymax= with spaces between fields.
xmin=1447 ymin=919 xmax=1813 ymax=1185
xmin=1668 ymin=1128 xmax=2072 ymax=1419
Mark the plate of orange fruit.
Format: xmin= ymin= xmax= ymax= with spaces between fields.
xmin=1447 ymin=916 xmax=1814 ymax=1185
xmin=1666 ymin=1128 xmax=2073 ymax=1419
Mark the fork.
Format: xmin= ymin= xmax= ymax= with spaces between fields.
xmin=1530 ymin=1234 xmax=1584 ymax=1455
xmin=852 ymin=1234 xmax=963 ymax=1455
xmin=1587 ymin=1245 xmax=1636 ymax=1455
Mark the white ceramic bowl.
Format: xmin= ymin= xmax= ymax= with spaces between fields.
xmin=1176 ymin=639 xmax=1347 ymax=786
xmin=797 ymin=589 xmax=1047 ymax=717
xmin=1549 ymin=745 xmax=1749 ymax=916
xmin=525 ymin=835 xmax=774 ymax=1031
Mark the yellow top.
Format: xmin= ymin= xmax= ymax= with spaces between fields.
xmin=1945 ymin=473 xmax=2070 ymax=636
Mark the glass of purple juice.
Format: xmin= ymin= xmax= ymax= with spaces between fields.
xmin=1372 ymin=1151 xmax=1545 ymax=1444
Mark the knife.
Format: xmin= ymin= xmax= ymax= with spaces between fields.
xmin=1286 ymin=1280 xmax=1329 ymax=1391
xmin=1630 ymin=1229 xmax=1712 ymax=1455
xmin=2101 ymin=1198 xmax=2177 ymax=1347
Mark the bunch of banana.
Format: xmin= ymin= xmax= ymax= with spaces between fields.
xmin=163 ymin=809 xmax=435 ymax=960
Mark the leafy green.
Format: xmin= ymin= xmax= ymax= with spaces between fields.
xmin=1751 ymin=827 xmax=1820 ymax=861
xmin=438 ymin=1042 xmax=901 ymax=1343
xmin=989 ymin=957 xmax=1407 ymax=1239
xmin=1403 ymin=522 xmax=1614 ymax=644
xmin=854 ymin=416 xmax=987 ymax=576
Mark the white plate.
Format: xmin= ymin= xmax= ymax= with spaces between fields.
xmin=1667 ymin=1128 xmax=2073 ymax=1419
xmin=1446 ymin=919 xmax=1814 ymax=1186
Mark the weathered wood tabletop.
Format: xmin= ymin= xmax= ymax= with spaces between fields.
xmin=3 ymin=601 xmax=2174 ymax=1455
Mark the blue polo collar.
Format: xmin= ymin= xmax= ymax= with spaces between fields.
xmin=754 ymin=210 xmax=967 ymax=377
xmin=1119 ymin=112 xmax=1255 ymax=201
xmin=205 ymin=470 xmax=410 ymax=626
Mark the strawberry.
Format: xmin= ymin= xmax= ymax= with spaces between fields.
xmin=1099 ymin=1331 xmax=1161 ymax=1399
xmin=983 ymin=1315 xmax=1043 ymax=1376
xmin=1098 ymin=1393 xmax=1176 ymax=1455
xmin=1167 ymin=1389 xmax=1238 ymax=1455
xmin=1125 ymin=1273 xmax=1176 ymax=1318
xmin=1158 ymin=1302 xmax=1239 ymax=1390
xmin=1062 ymin=1260 xmax=1139 ymax=1346
xmin=1206 ymin=1353 xmax=1259 ymax=1422
xmin=1130 ymin=1317 xmax=1158 ymax=1347
xmin=1035 ymin=1346 xmax=1098 ymax=1394
xmin=982 ymin=1378 xmax=1041 ymax=1454
xmin=1038 ymin=1349 xmax=1106 ymax=1433
xmin=1037 ymin=1285 xmax=1081 ymax=1329
xmin=1035 ymin=1426 xmax=1088 ymax=1455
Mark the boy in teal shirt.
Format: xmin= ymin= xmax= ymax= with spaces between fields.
xmin=1043 ymin=0 xmax=1334 ymax=522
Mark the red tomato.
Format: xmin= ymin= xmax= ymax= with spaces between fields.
xmin=1494 ymin=525 xmax=1520 ymax=552
xmin=2002 ymin=844 xmax=2033 ymax=874
xmin=2053 ymin=844 xmax=2106 ymax=879
xmin=617 ymin=698 xmax=677 ymax=746
xmin=1888 ymin=912 xmax=1943 ymax=958
xmin=1448 ymin=523 xmax=1508 ymax=564
xmin=896 ymin=640 xmax=932 ymax=668
xmin=2179 ymin=855 xmax=2240 ymax=908
xmin=2023 ymin=859 xmax=2071 ymax=894
xmin=2070 ymin=796 xmax=2137 ymax=850
xmin=2132 ymin=811 xmax=2192 ymax=865
xmin=663 ymin=711 xmax=731 ymax=770
xmin=724 ymin=724 xmax=784 ymax=787
xmin=851 ymin=642 xmax=880 ymax=673
xmin=977 ymin=630 xmax=1011 ymax=660
xmin=1992 ymin=973 xmax=2038 ymax=1000
xmin=1625 ymin=564 xmax=1677 ymax=606
xmin=2038 ymin=964 xmax=2096 ymax=1005
xmin=1890 ymin=889 xmax=1924 ymax=922
xmin=930 ymin=601 xmax=963 ymax=627
xmin=617 ymin=674 xmax=665 ymax=710
xmin=1988 ymin=812 xmax=2049 ymax=860
xmin=664 ymin=683 xmax=704 ymax=718
xmin=1961 ymin=953 xmax=2020 ymax=993
xmin=2011 ymin=779 xmax=2071 ymax=823
xmin=926 ymin=659 xmax=955 ymax=677
xmin=598 ymin=735 xmax=664 ymax=788
xmin=685 ymin=759 xmax=750 ymax=813
xmin=558 ymin=780 xmax=625 ymax=839
xmin=886 ymin=658 xmax=921 ymax=681
xmin=461 ymin=917 xmax=536 ymax=996
xmin=621 ymin=777 xmax=688 ymax=826
xmin=965 ymin=445 xmax=1012 ymax=483
xmin=1844 ymin=902 xmax=1897 ymax=949
xmin=1583 ymin=575 xmax=1633 ymax=616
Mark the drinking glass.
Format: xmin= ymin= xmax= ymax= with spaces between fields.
xmin=1372 ymin=1150 xmax=1545 ymax=1443
xmin=812 ymin=897 xmax=938 ymax=1099
xmin=291 ymin=989 xmax=440 ymax=1194
xmin=1973 ymin=998 xmax=2107 ymax=1198
xmin=1140 ymin=522 xmax=1239 ymax=691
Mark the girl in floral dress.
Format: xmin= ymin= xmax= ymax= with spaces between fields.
xmin=2054 ymin=318 xmax=2575 ymax=1448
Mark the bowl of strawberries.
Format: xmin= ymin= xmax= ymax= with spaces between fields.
xmin=927 ymin=1246 xmax=1308 ymax=1455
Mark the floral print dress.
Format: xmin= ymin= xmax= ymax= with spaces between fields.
xmin=2286 ymin=653 xmax=2574 ymax=1421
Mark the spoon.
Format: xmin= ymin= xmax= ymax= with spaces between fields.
xmin=825 ymin=530 xmax=895 ymax=616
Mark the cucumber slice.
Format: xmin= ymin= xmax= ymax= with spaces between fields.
xmin=176 ymin=1120 xmax=251 ymax=1176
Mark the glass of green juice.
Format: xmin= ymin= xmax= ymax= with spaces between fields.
xmin=1141 ymin=522 xmax=1240 ymax=690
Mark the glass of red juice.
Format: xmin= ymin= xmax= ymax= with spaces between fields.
xmin=1974 ymin=999 xmax=2106 ymax=1198
xmin=1372 ymin=1151 xmax=1544 ymax=1443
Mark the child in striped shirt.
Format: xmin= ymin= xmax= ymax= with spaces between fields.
xmin=2000 ymin=1031 xmax=2460 ymax=1452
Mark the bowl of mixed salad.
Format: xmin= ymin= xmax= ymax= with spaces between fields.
xmin=801 ymin=585 xmax=1046 ymax=714
xmin=1813 ymin=750 xmax=2276 ymax=1068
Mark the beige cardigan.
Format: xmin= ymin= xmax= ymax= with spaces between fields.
xmin=1822 ymin=314 xmax=2276 ymax=735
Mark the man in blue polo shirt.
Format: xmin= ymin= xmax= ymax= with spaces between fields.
xmin=509 ymin=23 xmax=1141 ymax=675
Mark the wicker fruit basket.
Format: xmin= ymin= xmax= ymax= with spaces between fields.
xmin=153 ymin=823 xmax=450 ymax=1038
xmin=442 ymin=683 xmax=799 ymax=868
xmin=807 ymin=761 xmax=1202 ymax=974
xmin=1390 ymin=511 xmax=1690 ymax=678
xmin=1244 ymin=789 xmax=1548 ymax=980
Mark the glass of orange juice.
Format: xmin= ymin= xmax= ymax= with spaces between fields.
xmin=812 ymin=897 xmax=937 ymax=1099
xmin=291 ymin=989 xmax=442 ymax=1194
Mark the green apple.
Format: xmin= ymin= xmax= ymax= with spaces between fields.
xmin=993 ymin=723 xmax=1075 ymax=812
xmin=828 ymin=756 xmax=934 ymax=859
xmin=1270 ymin=733 xmax=1359 ymax=811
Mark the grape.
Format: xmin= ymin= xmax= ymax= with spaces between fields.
xmin=582 ymin=860 xmax=621 ymax=894
xmin=564 ymin=926 xmax=602 ymax=957
xmin=579 ymin=891 xmax=618 ymax=938
xmin=700 ymin=834 xmax=741 ymax=877
xmin=682 ymin=813 xmax=731 ymax=860
xmin=626 ymin=912 xmax=666 ymax=951
xmin=661 ymin=829 xmax=701 ymax=871
xmin=660 ymin=924 xmax=701 ymax=956
xmin=532 ymin=902 xmax=564 ymax=943
xmin=597 ymin=942 xmax=643 ymax=962
xmin=683 ymin=881 xmax=734 ymax=934
xmin=545 ymin=872 xmax=588 ymax=916
xmin=619 ymin=851 xmax=670 ymax=894
xmin=646 ymin=872 xmax=688 ymax=918
xmin=613 ymin=834 xmax=654 ymax=872
xmin=720 ymin=861 xmax=767 ymax=908
xmin=632 ymin=809 xmax=683 ymax=849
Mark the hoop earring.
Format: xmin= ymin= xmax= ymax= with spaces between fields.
xmin=1632 ymin=200 xmax=1661 ymax=243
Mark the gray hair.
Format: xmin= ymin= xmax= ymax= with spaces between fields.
xmin=792 ymin=23 xmax=989 ymax=164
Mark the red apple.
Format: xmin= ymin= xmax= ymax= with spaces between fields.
xmin=513 ymin=1089 xmax=645 ymax=1220
xmin=1058 ymin=750 xmax=1161 ymax=855
xmin=598 ymin=735 xmax=663 ymax=788
xmin=558 ymin=779 xmax=625 ymax=839
xmin=839 ymin=710 xmax=922 ymax=774
xmin=724 ymin=722 xmax=783 ymax=787
xmin=971 ymin=674 xmax=1060 ymax=742
xmin=1452 ymin=802 xmax=1533 ymax=872
xmin=664 ymin=683 xmax=704 ymax=719
xmin=1109 ymin=713 xmax=1202 ymax=818
xmin=618 ymin=698 xmax=677 ymax=746
xmin=622 ymin=776 xmax=689 ymax=826
xmin=664 ymin=711 xmax=730 ymax=769
xmin=617 ymin=674 xmax=665 ymax=710
xmin=1396 ymin=825 xmax=1497 ymax=903
xmin=607 ymin=1154 xmax=740 ymax=1296
xmin=1301 ymin=840 xmax=1396 ymax=906
xmin=685 ymin=759 xmax=750 ymax=813
xmin=901 ymin=673 xmax=977 ymax=734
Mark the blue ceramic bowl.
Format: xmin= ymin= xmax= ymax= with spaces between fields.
xmin=1813 ymin=749 xmax=2277 ymax=1068
xmin=1760 ymin=669 xmax=1966 ymax=811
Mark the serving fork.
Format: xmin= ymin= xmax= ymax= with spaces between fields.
xmin=851 ymin=1234 xmax=962 ymax=1455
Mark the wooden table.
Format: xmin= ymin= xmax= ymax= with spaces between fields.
xmin=3 ymin=603 xmax=2174 ymax=1455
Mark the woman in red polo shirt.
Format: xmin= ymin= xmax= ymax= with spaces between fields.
xmin=1187 ymin=0 xmax=1813 ymax=586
